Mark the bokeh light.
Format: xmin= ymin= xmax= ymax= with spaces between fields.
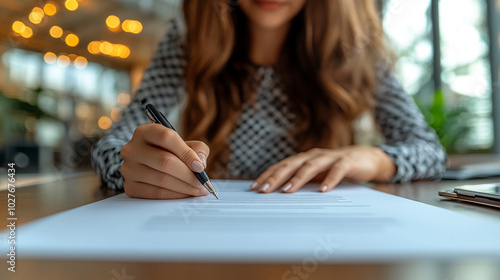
xmin=74 ymin=56 xmax=88 ymax=69
xmin=20 ymin=27 xmax=33 ymax=38
xmin=44 ymin=52 xmax=57 ymax=64
xmin=65 ymin=34 xmax=79 ymax=47
xmin=57 ymin=55 xmax=70 ymax=67
xmin=12 ymin=21 xmax=26 ymax=34
xmin=88 ymin=41 xmax=101 ymax=54
xmin=117 ymin=93 xmax=131 ymax=106
xmin=88 ymin=41 xmax=130 ymax=59
xmin=110 ymin=45 xmax=119 ymax=57
xmin=49 ymin=26 xmax=63 ymax=38
xmin=122 ymin=20 xmax=143 ymax=34
xmin=111 ymin=108 xmax=122 ymax=122
xmin=29 ymin=7 xmax=45 ymax=24
xmin=65 ymin=0 xmax=79 ymax=11
xmin=98 ymin=116 xmax=112 ymax=130
xmin=122 ymin=20 xmax=131 ymax=32
xmin=129 ymin=21 xmax=142 ymax=34
xmin=106 ymin=15 xmax=121 ymax=30
xmin=99 ymin=41 xmax=113 ymax=55
xmin=117 ymin=45 xmax=130 ymax=58
xmin=44 ymin=3 xmax=57 ymax=16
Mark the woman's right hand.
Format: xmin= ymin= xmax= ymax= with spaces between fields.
xmin=120 ymin=123 xmax=210 ymax=199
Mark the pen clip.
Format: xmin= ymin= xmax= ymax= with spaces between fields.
xmin=144 ymin=104 xmax=177 ymax=131
xmin=145 ymin=109 xmax=156 ymax=124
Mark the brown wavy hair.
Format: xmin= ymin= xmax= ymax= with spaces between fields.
xmin=182 ymin=0 xmax=390 ymax=177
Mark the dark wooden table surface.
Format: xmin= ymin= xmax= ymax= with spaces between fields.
xmin=1 ymin=172 xmax=499 ymax=280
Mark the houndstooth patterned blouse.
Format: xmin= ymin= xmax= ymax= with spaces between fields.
xmin=91 ymin=19 xmax=447 ymax=190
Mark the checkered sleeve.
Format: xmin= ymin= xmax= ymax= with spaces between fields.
xmin=91 ymin=19 xmax=186 ymax=190
xmin=374 ymin=67 xmax=447 ymax=183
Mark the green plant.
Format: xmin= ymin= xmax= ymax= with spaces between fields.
xmin=0 ymin=89 xmax=51 ymax=146
xmin=416 ymin=89 xmax=471 ymax=153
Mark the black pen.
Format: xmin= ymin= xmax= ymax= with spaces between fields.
xmin=144 ymin=104 xmax=218 ymax=199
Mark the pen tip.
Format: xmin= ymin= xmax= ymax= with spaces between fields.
xmin=203 ymin=181 xmax=218 ymax=199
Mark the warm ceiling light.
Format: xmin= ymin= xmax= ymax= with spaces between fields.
xmin=74 ymin=56 xmax=88 ymax=69
xmin=65 ymin=34 xmax=79 ymax=47
xmin=121 ymin=20 xmax=131 ymax=32
xmin=12 ymin=21 xmax=26 ymax=34
xmin=110 ymin=47 xmax=118 ymax=57
xmin=33 ymin=7 xmax=44 ymax=16
xmin=57 ymin=55 xmax=70 ymax=67
xmin=106 ymin=15 xmax=121 ymax=29
xmin=99 ymin=41 xmax=113 ymax=55
xmin=117 ymin=93 xmax=131 ymax=106
xmin=29 ymin=13 xmax=42 ymax=24
xmin=29 ymin=8 xmax=45 ymax=24
xmin=20 ymin=27 xmax=33 ymax=38
xmin=111 ymin=108 xmax=122 ymax=122
xmin=65 ymin=0 xmax=78 ymax=11
xmin=117 ymin=45 xmax=130 ymax=59
xmin=87 ymin=41 xmax=101 ymax=54
xmin=98 ymin=116 xmax=112 ymax=130
xmin=49 ymin=26 xmax=63 ymax=38
xmin=44 ymin=3 xmax=57 ymax=16
xmin=122 ymin=19 xmax=143 ymax=34
xmin=128 ymin=20 xmax=143 ymax=34
xmin=44 ymin=52 xmax=57 ymax=64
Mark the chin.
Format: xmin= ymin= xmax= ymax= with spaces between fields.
xmin=250 ymin=16 xmax=292 ymax=30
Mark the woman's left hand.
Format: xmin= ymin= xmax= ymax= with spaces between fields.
xmin=250 ymin=146 xmax=396 ymax=193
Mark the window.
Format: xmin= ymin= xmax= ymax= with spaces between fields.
xmin=1 ymin=48 xmax=130 ymax=142
xmin=381 ymin=0 xmax=495 ymax=153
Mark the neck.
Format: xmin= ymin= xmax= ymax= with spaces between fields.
xmin=248 ymin=23 xmax=290 ymax=66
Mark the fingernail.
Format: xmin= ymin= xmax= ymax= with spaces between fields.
xmin=282 ymin=183 xmax=292 ymax=192
xmin=197 ymin=153 xmax=207 ymax=168
xmin=321 ymin=185 xmax=328 ymax=192
xmin=250 ymin=182 xmax=259 ymax=190
xmin=191 ymin=160 xmax=204 ymax=173
xmin=260 ymin=183 xmax=270 ymax=192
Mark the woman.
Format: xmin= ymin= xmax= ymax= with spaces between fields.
xmin=92 ymin=0 xmax=447 ymax=199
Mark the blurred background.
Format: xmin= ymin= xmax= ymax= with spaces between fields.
xmin=0 ymin=0 xmax=499 ymax=177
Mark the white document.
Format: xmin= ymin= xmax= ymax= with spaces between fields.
xmin=2 ymin=180 xmax=500 ymax=262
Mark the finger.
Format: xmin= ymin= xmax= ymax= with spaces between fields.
xmin=251 ymin=154 xmax=309 ymax=191
xmin=121 ymin=143 xmax=202 ymax=188
xmin=282 ymin=157 xmax=332 ymax=193
xmin=139 ymin=123 xmax=205 ymax=173
xmin=186 ymin=140 xmax=210 ymax=168
xmin=124 ymin=181 xmax=193 ymax=200
xmin=319 ymin=159 xmax=351 ymax=192
xmin=251 ymin=166 xmax=277 ymax=190
xmin=258 ymin=162 xmax=302 ymax=193
xmin=121 ymin=163 xmax=208 ymax=196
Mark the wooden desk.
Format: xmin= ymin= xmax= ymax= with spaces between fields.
xmin=1 ymin=172 xmax=499 ymax=280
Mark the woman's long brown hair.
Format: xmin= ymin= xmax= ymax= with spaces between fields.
xmin=182 ymin=0 xmax=390 ymax=177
